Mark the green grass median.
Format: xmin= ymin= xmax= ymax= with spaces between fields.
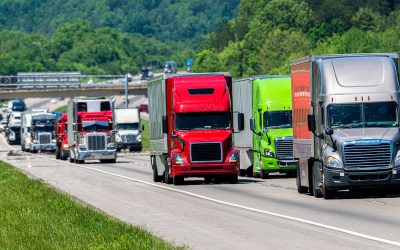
xmin=0 ymin=161 xmax=179 ymax=249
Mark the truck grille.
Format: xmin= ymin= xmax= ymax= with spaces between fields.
xmin=190 ymin=143 xmax=222 ymax=162
xmin=275 ymin=137 xmax=294 ymax=159
xmin=87 ymin=134 xmax=106 ymax=150
xmin=343 ymin=142 xmax=392 ymax=169
xmin=121 ymin=134 xmax=136 ymax=143
xmin=38 ymin=133 xmax=51 ymax=144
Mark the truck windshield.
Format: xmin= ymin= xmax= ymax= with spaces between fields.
xmin=117 ymin=123 xmax=139 ymax=130
xmin=34 ymin=126 xmax=54 ymax=132
xmin=264 ymin=111 xmax=292 ymax=129
xmin=82 ymin=121 xmax=109 ymax=132
xmin=176 ymin=112 xmax=231 ymax=130
xmin=328 ymin=102 xmax=397 ymax=128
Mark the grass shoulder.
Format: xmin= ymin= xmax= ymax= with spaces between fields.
xmin=0 ymin=161 xmax=180 ymax=249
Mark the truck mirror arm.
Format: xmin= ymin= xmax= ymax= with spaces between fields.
xmin=323 ymin=128 xmax=337 ymax=152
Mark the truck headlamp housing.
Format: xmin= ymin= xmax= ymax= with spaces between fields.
xmin=264 ymin=149 xmax=275 ymax=158
xmin=52 ymin=139 xmax=56 ymax=143
xmin=33 ymin=139 xmax=39 ymax=144
xmin=395 ymin=154 xmax=400 ymax=167
xmin=326 ymin=156 xmax=343 ymax=169
xmin=173 ymin=154 xmax=184 ymax=165
xmin=137 ymin=134 xmax=142 ymax=142
xmin=107 ymin=143 xmax=116 ymax=149
xmin=115 ymin=134 xmax=121 ymax=142
xmin=79 ymin=144 xmax=87 ymax=150
xmin=229 ymin=152 xmax=239 ymax=163
xmin=62 ymin=143 xmax=69 ymax=149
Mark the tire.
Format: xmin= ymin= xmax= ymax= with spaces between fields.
xmin=312 ymin=162 xmax=322 ymax=198
xmin=76 ymin=159 xmax=84 ymax=164
xmin=287 ymin=171 xmax=296 ymax=178
xmin=69 ymin=157 xmax=74 ymax=163
xmin=164 ymin=164 xmax=173 ymax=184
xmin=322 ymin=185 xmax=335 ymax=199
xmin=239 ymin=169 xmax=247 ymax=177
xmin=173 ymin=175 xmax=184 ymax=185
xmin=229 ymin=174 xmax=238 ymax=184
xmin=152 ymin=156 xmax=162 ymax=182
xmin=55 ymin=146 xmax=60 ymax=159
xmin=253 ymin=171 xmax=261 ymax=178
xmin=261 ymin=170 xmax=269 ymax=179
xmin=204 ymin=176 xmax=213 ymax=184
xmin=296 ymin=167 xmax=308 ymax=194
xmin=246 ymin=166 xmax=253 ymax=177
xmin=60 ymin=150 xmax=68 ymax=161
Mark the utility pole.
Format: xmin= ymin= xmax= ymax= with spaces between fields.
xmin=124 ymin=74 xmax=129 ymax=108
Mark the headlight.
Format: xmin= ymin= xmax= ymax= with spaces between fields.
xmin=115 ymin=134 xmax=121 ymax=142
xmin=326 ymin=156 xmax=343 ymax=169
xmin=107 ymin=143 xmax=116 ymax=148
xmin=395 ymin=155 xmax=400 ymax=167
xmin=137 ymin=134 xmax=142 ymax=141
xmin=229 ymin=152 xmax=239 ymax=163
xmin=79 ymin=144 xmax=87 ymax=150
xmin=33 ymin=139 xmax=39 ymax=144
xmin=173 ymin=154 xmax=184 ymax=165
xmin=62 ymin=143 xmax=69 ymax=149
xmin=52 ymin=139 xmax=56 ymax=143
xmin=264 ymin=149 xmax=275 ymax=158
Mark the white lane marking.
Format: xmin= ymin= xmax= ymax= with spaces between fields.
xmin=27 ymin=154 xmax=400 ymax=247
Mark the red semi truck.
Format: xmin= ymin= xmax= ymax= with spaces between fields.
xmin=55 ymin=113 xmax=69 ymax=160
xmin=148 ymin=73 xmax=240 ymax=185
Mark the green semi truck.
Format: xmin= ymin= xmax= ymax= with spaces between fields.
xmin=233 ymin=76 xmax=297 ymax=178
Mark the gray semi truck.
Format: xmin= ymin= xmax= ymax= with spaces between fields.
xmin=291 ymin=53 xmax=400 ymax=199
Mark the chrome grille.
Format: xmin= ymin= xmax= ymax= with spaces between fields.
xmin=87 ymin=134 xmax=106 ymax=150
xmin=343 ymin=142 xmax=392 ymax=169
xmin=121 ymin=134 xmax=136 ymax=143
xmin=275 ymin=137 xmax=293 ymax=159
xmin=190 ymin=143 xmax=222 ymax=162
xmin=38 ymin=133 xmax=51 ymax=144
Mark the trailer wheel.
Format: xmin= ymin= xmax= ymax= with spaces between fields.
xmin=55 ymin=146 xmax=60 ymax=159
xmin=296 ymin=167 xmax=308 ymax=194
xmin=69 ymin=158 xmax=74 ymax=163
xmin=173 ymin=175 xmax=184 ymax=185
xmin=239 ymin=170 xmax=247 ymax=177
xmin=152 ymin=156 xmax=162 ymax=182
xmin=246 ymin=166 xmax=253 ymax=177
xmin=312 ymin=163 xmax=322 ymax=198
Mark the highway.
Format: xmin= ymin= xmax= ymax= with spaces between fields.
xmin=1 ymin=136 xmax=400 ymax=250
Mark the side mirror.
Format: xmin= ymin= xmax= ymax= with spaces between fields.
xmin=307 ymin=114 xmax=316 ymax=132
xmin=325 ymin=128 xmax=334 ymax=136
xmin=238 ymin=113 xmax=244 ymax=131
xmin=250 ymin=117 xmax=255 ymax=132
xmin=162 ymin=115 xmax=168 ymax=134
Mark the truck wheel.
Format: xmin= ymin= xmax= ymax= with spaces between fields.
xmin=55 ymin=146 xmax=60 ymax=159
xmin=261 ymin=170 xmax=269 ymax=179
xmin=76 ymin=159 xmax=84 ymax=164
xmin=164 ymin=165 xmax=173 ymax=184
xmin=69 ymin=157 xmax=74 ymax=163
xmin=152 ymin=156 xmax=162 ymax=182
xmin=204 ymin=176 xmax=213 ymax=184
xmin=246 ymin=166 xmax=253 ymax=177
xmin=322 ymin=185 xmax=335 ymax=199
xmin=253 ymin=171 xmax=261 ymax=178
xmin=229 ymin=175 xmax=238 ymax=184
xmin=296 ymin=167 xmax=308 ymax=194
xmin=312 ymin=163 xmax=322 ymax=198
xmin=239 ymin=169 xmax=247 ymax=177
xmin=173 ymin=175 xmax=184 ymax=185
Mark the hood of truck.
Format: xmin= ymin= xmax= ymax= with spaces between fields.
xmin=117 ymin=130 xmax=139 ymax=136
xmin=172 ymin=76 xmax=230 ymax=112
xmin=266 ymin=128 xmax=293 ymax=140
xmin=332 ymin=127 xmax=399 ymax=146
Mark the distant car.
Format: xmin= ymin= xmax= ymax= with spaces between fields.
xmin=164 ymin=61 xmax=178 ymax=74
xmin=0 ymin=119 xmax=8 ymax=132
xmin=8 ymin=99 xmax=26 ymax=112
xmin=139 ymin=104 xmax=148 ymax=113
xmin=140 ymin=68 xmax=150 ymax=80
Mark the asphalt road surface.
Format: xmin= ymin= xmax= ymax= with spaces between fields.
xmin=1 ymin=136 xmax=400 ymax=250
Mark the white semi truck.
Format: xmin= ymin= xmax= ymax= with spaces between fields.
xmin=21 ymin=111 xmax=56 ymax=152
xmin=114 ymin=108 xmax=143 ymax=152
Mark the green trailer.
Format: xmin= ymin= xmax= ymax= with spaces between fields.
xmin=233 ymin=76 xmax=297 ymax=178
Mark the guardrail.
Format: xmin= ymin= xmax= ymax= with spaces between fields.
xmin=0 ymin=73 xmax=127 ymax=89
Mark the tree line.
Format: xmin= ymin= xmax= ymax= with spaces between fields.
xmin=193 ymin=0 xmax=400 ymax=77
